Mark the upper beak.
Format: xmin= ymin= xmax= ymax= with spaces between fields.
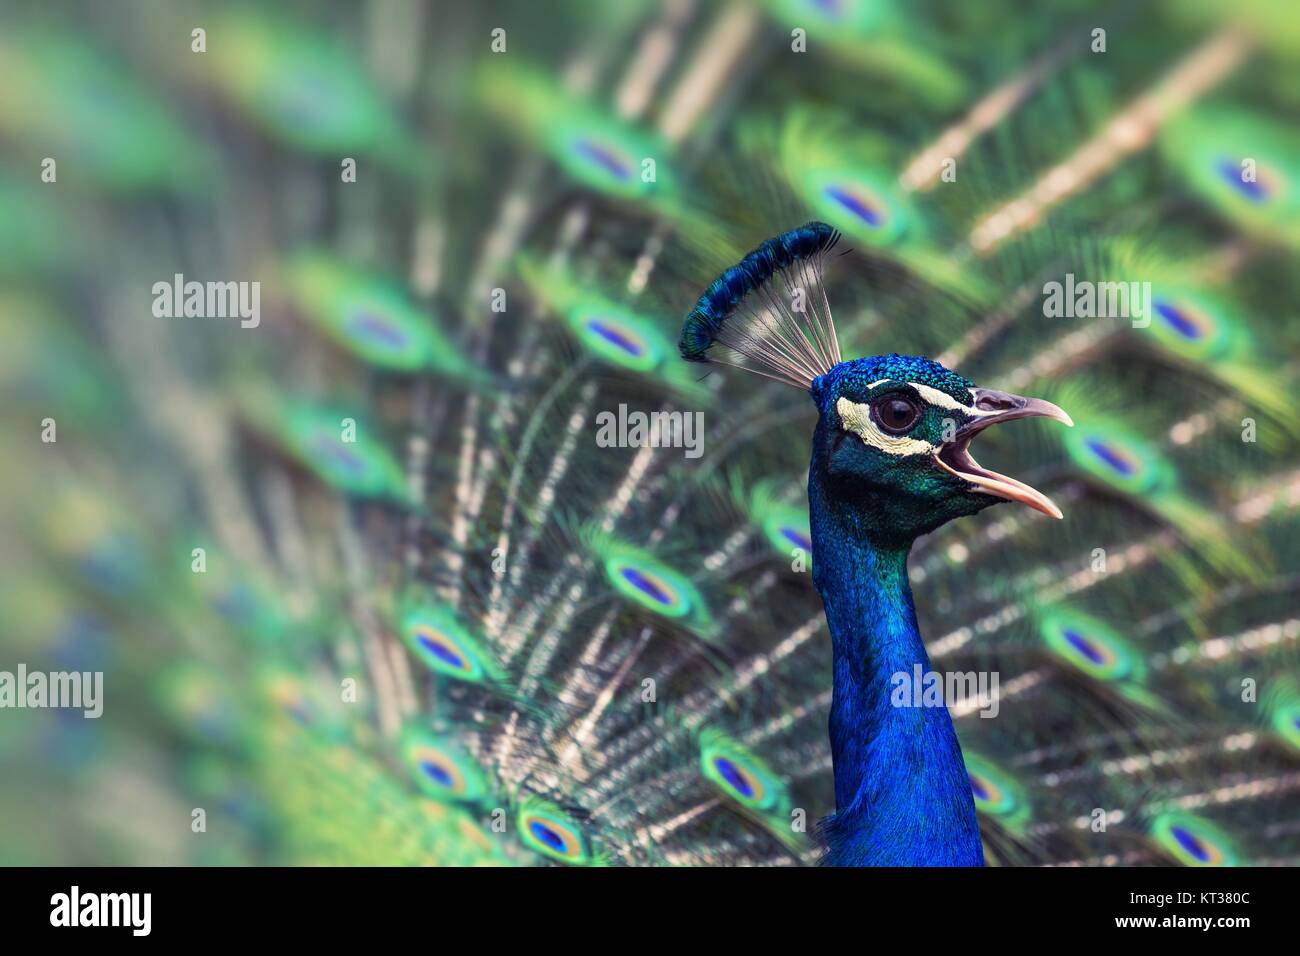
xmin=933 ymin=387 xmax=1074 ymax=520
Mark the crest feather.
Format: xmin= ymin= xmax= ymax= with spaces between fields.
xmin=679 ymin=222 xmax=843 ymax=389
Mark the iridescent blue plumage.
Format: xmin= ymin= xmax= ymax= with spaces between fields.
xmin=681 ymin=239 xmax=1074 ymax=865
xmin=807 ymin=356 xmax=987 ymax=865
xmin=809 ymin=519 xmax=983 ymax=865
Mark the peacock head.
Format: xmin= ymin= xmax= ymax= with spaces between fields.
xmin=808 ymin=353 xmax=1072 ymax=543
xmin=679 ymin=222 xmax=1073 ymax=545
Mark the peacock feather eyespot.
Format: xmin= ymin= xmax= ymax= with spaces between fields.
xmin=1063 ymin=420 xmax=1165 ymax=496
xmin=609 ymin=559 xmax=689 ymax=615
xmin=306 ymin=429 xmax=364 ymax=475
xmin=1040 ymin=610 xmax=1141 ymax=683
xmin=345 ymin=304 xmax=406 ymax=346
xmin=400 ymin=729 xmax=489 ymax=804
xmin=805 ymin=168 xmax=908 ymax=246
xmin=572 ymin=136 xmax=634 ymax=182
xmin=1265 ymin=687 xmax=1300 ymax=753
xmin=962 ymin=753 xmax=1024 ymax=820
xmin=244 ymin=399 xmax=410 ymax=502
xmin=586 ymin=533 xmax=715 ymax=635
xmin=516 ymin=257 xmax=708 ymax=396
xmin=573 ymin=306 xmax=664 ymax=373
xmin=1142 ymin=288 xmax=1242 ymax=362
xmin=399 ymin=602 xmax=503 ymax=685
xmin=824 ymin=183 xmax=885 ymax=227
xmin=186 ymin=548 xmax=282 ymax=640
xmin=1274 ymin=703 xmax=1300 ymax=752
xmin=587 ymin=317 xmax=643 ymax=354
xmin=204 ymin=12 xmax=407 ymax=158
xmin=0 ymin=33 xmax=221 ymax=192
xmin=1154 ymin=299 xmax=1207 ymax=340
xmin=1215 ymin=158 xmax=1279 ymax=206
xmin=477 ymin=61 xmax=680 ymax=210
xmin=297 ymin=419 xmax=412 ymax=501
xmin=517 ymin=798 xmax=596 ymax=865
xmin=762 ymin=509 xmax=814 ymax=567
xmin=968 ymin=771 xmax=996 ymax=803
xmin=1279 ymin=712 xmax=1300 ymax=749
xmin=1164 ymin=108 xmax=1298 ymax=248
xmin=284 ymin=253 xmax=485 ymax=380
xmin=265 ymin=64 xmax=338 ymax=128
xmin=775 ymin=518 xmax=813 ymax=551
xmin=781 ymin=526 xmax=812 ymax=549
xmin=746 ymin=481 xmax=815 ymax=568
xmin=1150 ymin=813 xmax=1241 ymax=867
xmin=545 ymin=112 xmax=668 ymax=201
xmin=1084 ymin=438 xmax=1138 ymax=477
xmin=698 ymin=730 xmax=787 ymax=815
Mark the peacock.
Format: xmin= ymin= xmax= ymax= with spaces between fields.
xmin=1 ymin=0 xmax=1299 ymax=870
xmin=679 ymin=222 xmax=1075 ymax=863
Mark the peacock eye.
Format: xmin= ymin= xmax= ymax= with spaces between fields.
xmin=872 ymin=395 xmax=922 ymax=434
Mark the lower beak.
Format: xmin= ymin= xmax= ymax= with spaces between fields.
xmin=933 ymin=388 xmax=1074 ymax=520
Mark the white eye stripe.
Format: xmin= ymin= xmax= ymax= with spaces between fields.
xmin=836 ymin=397 xmax=934 ymax=457
xmin=907 ymin=382 xmax=987 ymax=415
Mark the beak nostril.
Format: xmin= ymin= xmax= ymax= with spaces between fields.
xmin=976 ymin=393 xmax=1018 ymax=412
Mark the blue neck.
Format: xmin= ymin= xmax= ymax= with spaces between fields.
xmin=809 ymin=476 xmax=984 ymax=866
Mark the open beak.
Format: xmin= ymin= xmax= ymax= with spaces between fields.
xmin=933 ymin=388 xmax=1073 ymax=520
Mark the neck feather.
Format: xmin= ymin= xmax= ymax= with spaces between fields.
xmin=808 ymin=476 xmax=984 ymax=866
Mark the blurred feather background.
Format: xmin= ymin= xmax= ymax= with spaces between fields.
xmin=0 ymin=0 xmax=1298 ymax=866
